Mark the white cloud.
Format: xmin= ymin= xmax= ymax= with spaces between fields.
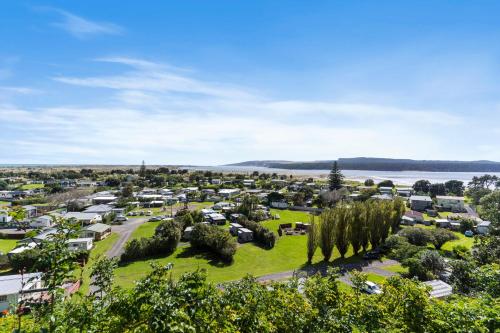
xmin=44 ymin=8 xmax=123 ymax=38
xmin=1 ymin=57 xmax=490 ymax=165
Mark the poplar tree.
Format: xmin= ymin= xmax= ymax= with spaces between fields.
xmin=319 ymin=209 xmax=336 ymax=262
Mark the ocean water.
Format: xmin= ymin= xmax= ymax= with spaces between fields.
xmin=184 ymin=165 xmax=500 ymax=186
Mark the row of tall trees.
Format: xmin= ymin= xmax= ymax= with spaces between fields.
xmin=307 ymin=199 xmax=406 ymax=263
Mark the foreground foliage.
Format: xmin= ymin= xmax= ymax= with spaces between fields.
xmin=3 ymin=263 xmax=498 ymax=333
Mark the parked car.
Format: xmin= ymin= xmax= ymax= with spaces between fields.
xmin=148 ymin=217 xmax=161 ymax=222
xmin=145 ymin=211 xmax=153 ymax=216
xmin=115 ymin=215 xmax=128 ymax=222
xmin=464 ymin=230 xmax=474 ymax=237
xmin=362 ymin=281 xmax=382 ymax=295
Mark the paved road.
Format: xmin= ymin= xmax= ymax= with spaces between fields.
xmin=256 ymin=259 xmax=399 ymax=285
xmin=106 ymin=217 xmax=148 ymax=258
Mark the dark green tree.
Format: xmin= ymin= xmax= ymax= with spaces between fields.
xmin=328 ymin=161 xmax=344 ymax=191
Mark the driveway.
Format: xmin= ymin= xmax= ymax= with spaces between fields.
xmin=106 ymin=217 xmax=148 ymax=258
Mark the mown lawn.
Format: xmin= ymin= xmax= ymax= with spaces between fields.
xmin=0 ymin=239 xmax=18 ymax=254
xmin=114 ymin=209 xmax=364 ymax=288
xmin=409 ymin=224 xmax=475 ymax=250
xmin=20 ymin=184 xmax=45 ymax=190
xmin=79 ymin=233 xmax=119 ymax=295
xmin=365 ymin=273 xmax=387 ymax=284
xmin=382 ymin=263 xmax=408 ymax=274
xmin=129 ymin=221 xmax=161 ymax=240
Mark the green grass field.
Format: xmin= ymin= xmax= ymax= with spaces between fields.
xmin=406 ymin=224 xmax=475 ymax=250
xmin=382 ymin=263 xmax=408 ymax=274
xmin=365 ymin=273 xmax=387 ymax=284
xmin=113 ymin=209 xmax=364 ymax=288
xmin=0 ymin=239 xmax=18 ymax=254
xmin=129 ymin=221 xmax=161 ymax=240
xmin=20 ymin=184 xmax=45 ymax=190
xmin=79 ymin=233 xmax=119 ymax=295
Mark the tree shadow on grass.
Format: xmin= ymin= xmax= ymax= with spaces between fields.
xmin=175 ymin=246 xmax=232 ymax=268
xmin=298 ymin=253 xmax=370 ymax=277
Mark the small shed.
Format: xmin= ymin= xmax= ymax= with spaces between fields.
xmin=183 ymin=226 xmax=194 ymax=240
xmin=423 ymin=280 xmax=453 ymax=298
xmin=476 ymin=221 xmax=491 ymax=235
xmin=229 ymin=223 xmax=243 ymax=236
xmin=237 ymin=228 xmax=253 ymax=243
xmin=435 ymin=219 xmax=450 ymax=228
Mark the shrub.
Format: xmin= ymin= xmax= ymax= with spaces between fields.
xmin=431 ymin=228 xmax=458 ymax=250
xmin=121 ymin=221 xmax=181 ymax=262
xmin=190 ymin=223 xmax=236 ymax=262
xmin=9 ymin=249 xmax=41 ymax=272
xmin=400 ymin=227 xmax=433 ymax=246
xmin=237 ymin=216 xmax=276 ymax=249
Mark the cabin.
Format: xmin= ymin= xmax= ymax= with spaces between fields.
xmin=183 ymin=226 xmax=194 ymax=240
xmin=67 ymin=238 xmax=93 ymax=251
xmin=81 ymin=223 xmax=111 ymax=241
xmin=229 ymin=223 xmax=243 ymax=236
xmin=30 ymin=215 xmax=54 ymax=229
xmin=207 ymin=213 xmax=226 ymax=225
xmin=237 ymin=228 xmax=253 ymax=243
xmin=476 ymin=221 xmax=491 ymax=235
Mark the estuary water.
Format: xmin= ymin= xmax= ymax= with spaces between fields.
xmin=184 ymin=165 xmax=500 ymax=186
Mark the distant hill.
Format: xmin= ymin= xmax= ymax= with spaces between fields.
xmin=227 ymin=157 xmax=500 ymax=172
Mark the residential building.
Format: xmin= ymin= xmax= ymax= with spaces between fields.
xmin=64 ymin=212 xmax=102 ymax=225
xmin=67 ymin=238 xmax=93 ymax=251
xmin=409 ymin=195 xmax=433 ymax=211
xmin=0 ymin=210 xmax=12 ymax=224
xmin=83 ymin=204 xmax=114 ymax=217
xmin=22 ymin=205 xmax=38 ymax=218
xmin=379 ymin=187 xmax=393 ymax=195
xmin=30 ymin=215 xmax=54 ymax=229
xmin=237 ymin=228 xmax=253 ymax=243
xmin=81 ymin=223 xmax=111 ymax=241
xmin=436 ymin=196 xmax=465 ymax=211
xmin=396 ymin=187 xmax=413 ymax=197
xmin=229 ymin=223 xmax=243 ymax=236
xmin=92 ymin=196 xmax=117 ymax=204
xmin=0 ymin=273 xmax=42 ymax=312
xmin=207 ymin=213 xmax=226 ymax=225
xmin=219 ymin=188 xmax=240 ymax=199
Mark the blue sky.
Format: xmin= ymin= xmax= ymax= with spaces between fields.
xmin=1 ymin=1 xmax=500 ymax=165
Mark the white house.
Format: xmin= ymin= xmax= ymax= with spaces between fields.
xmin=83 ymin=204 xmax=114 ymax=217
xmin=229 ymin=223 xmax=243 ymax=236
xmin=67 ymin=238 xmax=93 ymax=251
xmin=219 ymin=189 xmax=240 ymax=199
xmin=0 ymin=273 xmax=42 ymax=312
xmin=207 ymin=213 xmax=226 ymax=225
xmin=8 ymin=242 xmax=37 ymax=257
xmin=436 ymin=196 xmax=465 ymax=211
xmin=22 ymin=205 xmax=37 ymax=218
xmin=30 ymin=215 xmax=54 ymax=229
xmin=64 ymin=212 xmax=102 ymax=225
xmin=0 ymin=210 xmax=12 ymax=224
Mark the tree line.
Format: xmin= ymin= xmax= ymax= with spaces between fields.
xmin=307 ymin=199 xmax=406 ymax=263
